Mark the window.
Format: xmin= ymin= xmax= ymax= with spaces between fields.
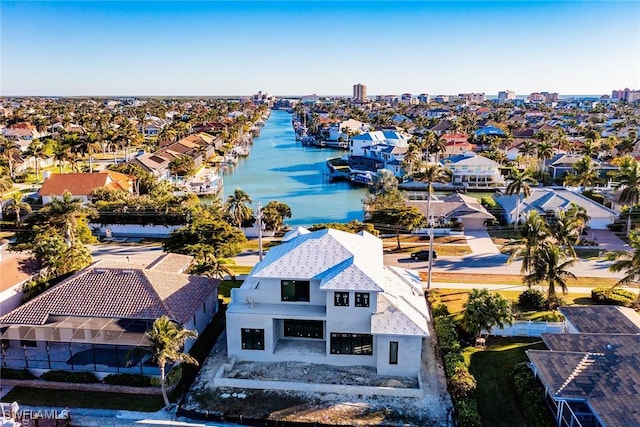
xmin=330 ymin=333 xmax=373 ymax=355
xmin=284 ymin=320 xmax=323 ymax=339
xmin=389 ymin=341 xmax=398 ymax=365
xmin=355 ymin=292 xmax=370 ymax=307
xmin=241 ymin=328 xmax=264 ymax=350
xmin=20 ymin=340 xmax=37 ymax=348
xmin=334 ymin=292 xmax=349 ymax=307
xmin=281 ymin=280 xmax=310 ymax=302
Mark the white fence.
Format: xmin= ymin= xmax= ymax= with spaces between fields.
xmin=491 ymin=321 xmax=565 ymax=337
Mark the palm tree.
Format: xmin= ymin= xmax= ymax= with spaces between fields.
xmin=145 ymin=316 xmax=198 ymax=408
xmin=413 ymin=164 xmax=451 ymax=289
xmin=505 ymin=210 xmax=551 ymax=274
xmin=563 ymin=156 xmax=600 ymax=190
xmin=609 ymin=231 xmax=640 ymax=307
xmin=524 ymin=241 xmax=577 ymax=309
xmin=401 ymin=145 xmax=422 ymax=177
xmin=505 ymin=168 xmax=537 ymax=230
xmin=225 ymin=189 xmax=254 ymax=228
xmin=612 ymin=156 xmax=640 ymax=237
xmin=0 ymin=173 xmax=13 ymax=222
xmin=42 ymin=191 xmax=86 ymax=245
xmin=26 ymin=139 xmax=47 ymax=180
xmin=536 ymin=141 xmax=554 ymax=180
xmin=4 ymin=192 xmax=32 ymax=226
xmin=427 ymin=135 xmax=448 ymax=163
xmin=52 ymin=141 xmax=72 ymax=173
xmin=580 ymin=139 xmax=599 ymax=158
xmin=0 ymin=136 xmax=21 ymax=178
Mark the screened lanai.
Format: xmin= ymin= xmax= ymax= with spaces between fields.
xmin=0 ymin=316 xmax=159 ymax=375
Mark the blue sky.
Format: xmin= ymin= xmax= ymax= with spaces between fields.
xmin=1 ymin=1 xmax=638 ymax=96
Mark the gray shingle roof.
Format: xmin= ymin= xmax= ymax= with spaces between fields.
xmin=560 ymin=306 xmax=640 ymax=334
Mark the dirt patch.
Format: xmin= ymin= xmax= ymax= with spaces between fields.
xmin=227 ymin=361 xmax=418 ymax=388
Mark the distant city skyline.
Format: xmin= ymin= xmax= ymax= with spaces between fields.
xmin=1 ymin=1 xmax=639 ymax=97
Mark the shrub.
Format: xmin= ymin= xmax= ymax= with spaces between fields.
xmin=0 ymin=368 xmax=37 ymax=380
xmin=103 ymin=373 xmax=153 ymax=387
xmin=480 ymin=196 xmax=498 ymax=208
xmin=539 ymin=312 xmax=565 ymax=322
xmin=431 ymin=303 xmax=450 ymax=317
xmin=41 ymin=370 xmax=99 ymax=383
xmin=444 ymin=352 xmax=465 ymax=378
xmin=455 ymin=396 xmax=482 ymax=427
xmin=150 ymin=364 xmax=183 ymax=388
xmin=591 ymin=287 xmax=635 ymax=307
xmin=582 ymin=189 xmax=605 ymax=205
xmin=434 ymin=316 xmax=461 ymax=355
xmin=512 ymin=363 xmax=554 ymax=426
xmin=517 ymin=288 xmax=547 ymax=311
xmin=448 ymin=365 xmax=477 ymax=399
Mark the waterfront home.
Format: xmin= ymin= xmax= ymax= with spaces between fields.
xmin=441 ymin=152 xmax=505 ymax=189
xmin=39 ymin=171 xmax=134 ymax=204
xmin=407 ymin=193 xmax=496 ymax=230
xmin=527 ymin=306 xmax=640 ymax=427
xmin=132 ymin=152 xmax=172 ymax=181
xmin=0 ymin=254 xmax=218 ymax=376
xmin=324 ymin=119 xmax=371 ymax=142
xmin=2 ymin=122 xmax=47 ymax=141
xmin=440 ymin=133 xmax=474 ymax=158
xmin=494 ymin=187 xmax=619 ymax=229
xmin=225 ymin=228 xmax=430 ymax=378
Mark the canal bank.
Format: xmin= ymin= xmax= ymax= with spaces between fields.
xmin=222 ymin=110 xmax=367 ymax=227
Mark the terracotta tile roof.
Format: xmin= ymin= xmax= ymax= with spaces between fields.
xmin=0 ymin=259 xmax=217 ymax=326
xmin=0 ymin=256 xmax=39 ymax=292
xmin=39 ymin=171 xmax=133 ymax=197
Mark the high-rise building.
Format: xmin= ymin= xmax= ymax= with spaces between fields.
xmin=353 ymin=83 xmax=367 ymax=100
xmin=498 ymin=90 xmax=516 ymax=100
xmin=460 ymin=93 xmax=486 ymax=103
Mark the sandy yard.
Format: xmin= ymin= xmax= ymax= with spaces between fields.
xmin=181 ymin=331 xmax=453 ymax=426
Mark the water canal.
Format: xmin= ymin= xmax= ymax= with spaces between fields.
xmin=221 ymin=109 xmax=367 ymax=227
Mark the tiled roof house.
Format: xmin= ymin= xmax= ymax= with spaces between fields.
xmin=39 ymin=171 xmax=134 ymax=204
xmin=0 ymin=256 xmax=218 ymax=375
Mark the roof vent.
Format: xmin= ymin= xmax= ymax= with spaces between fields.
xmin=94 ymin=269 xmax=107 ymax=274
xmin=121 ymin=270 xmax=134 ymax=274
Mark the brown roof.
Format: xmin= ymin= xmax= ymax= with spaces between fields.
xmin=0 ymin=256 xmax=39 ymax=292
xmin=39 ymin=171 xmax=133 ymax=197
xmin=0 ymin=259 xmax=217 ymax=326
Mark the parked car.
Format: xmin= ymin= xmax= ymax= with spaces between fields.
xmin=411 ymin=249 xmax=437 ymax=260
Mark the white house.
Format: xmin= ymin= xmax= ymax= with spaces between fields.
xmin=442 ymin=152 xmax=505 ymax=189
xmin=226 ymin=228 xmax=430 ymax=378
xmin=494 ymin=188 xmax=619 ymax=229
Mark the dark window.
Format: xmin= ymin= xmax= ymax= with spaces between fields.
xmin=283 ymin=319 xmax=323 ymax=339
xmin=20 ymin=340 xmax=37 ymax=348
xmin=389 ymin=341 xmax=398 ymax=365
xmin=281 ymin=280 xmax=310 ymax=302
xmin=241 ymin=328 xmax=264 ymax=350
xmin=330 ymin=333 xmax=373 ymax=355
xmin=355 ymin=292 xmax=370 ymax=307
xmin=334 ymin=292 xmax=349 ymax=306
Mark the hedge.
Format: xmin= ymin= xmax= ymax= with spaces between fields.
xmin=456 ymin=396 xmax=482 ymax=427
xmin=103 ymin=373 xmax=153 ymax=387
xmin=0 ymin=368 xmax=37 ymax=380
xmin=511 ymin=363 xmax=554 ymax=426
xmin=40 ymin=370 xmax=100 ymax=383
xmin=591 ymin=287 xmax=636 ymax=307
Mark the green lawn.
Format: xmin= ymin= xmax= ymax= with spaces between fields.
xmin=218 ymin=279 xmax=244 ymax=303
xmin=2 ymin=386 xmax=165 ymax=411
xmin=467 ymin=338 xmax=554 ymax=427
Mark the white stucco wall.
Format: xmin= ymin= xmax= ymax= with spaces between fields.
xmin=375 ymin=335 xmax=424 ymax=377
xmin=0 ymin=284 xmax=25 ymax=316
xmin=91 ymin=223 xmax=182 ymax=238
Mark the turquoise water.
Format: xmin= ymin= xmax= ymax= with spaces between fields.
xmin=222 ymin=110 xmax=367 ymax=227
